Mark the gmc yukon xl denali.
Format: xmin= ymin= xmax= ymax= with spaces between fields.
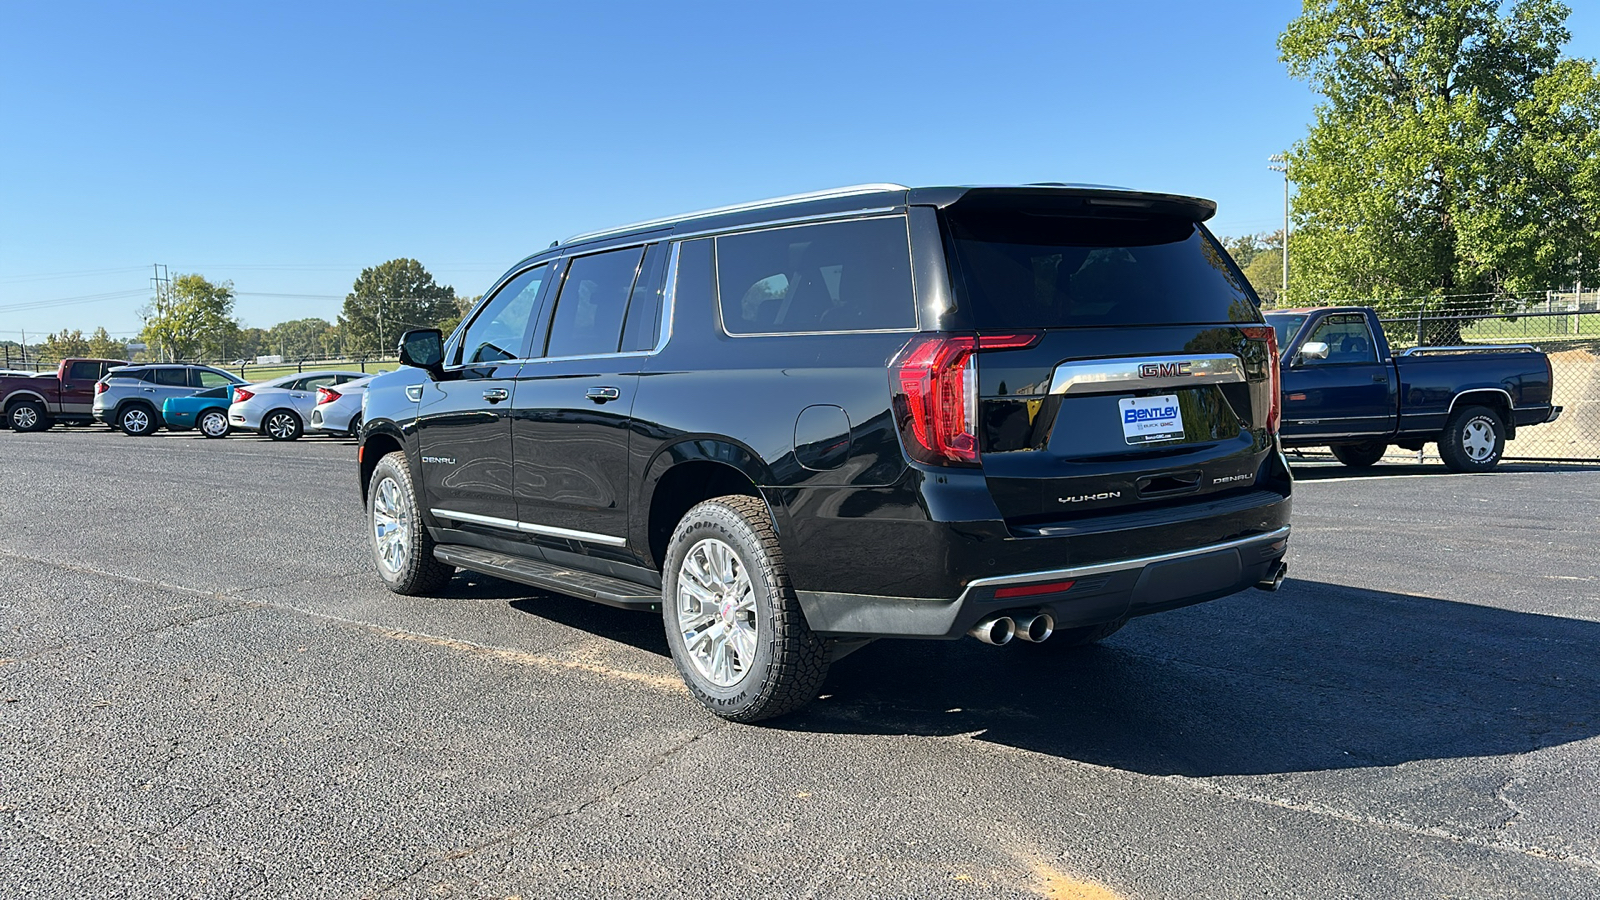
xmin=358 ymin=184 xmax=1293 ymax=721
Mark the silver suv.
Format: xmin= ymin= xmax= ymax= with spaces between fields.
xmin=93 ymin=364 xmax=244 ymax=436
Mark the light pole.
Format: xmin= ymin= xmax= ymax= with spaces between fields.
xmin=1268 ymin=154 xmax=1289 ymax=303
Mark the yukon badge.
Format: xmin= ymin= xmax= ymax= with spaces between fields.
xmin=1058 ymin=491 xmax=1122 ymax=504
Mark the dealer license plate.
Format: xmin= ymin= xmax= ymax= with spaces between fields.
xmin=1119 ymin=394 xmax=1184 ymax=445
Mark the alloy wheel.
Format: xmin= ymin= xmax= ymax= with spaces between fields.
xmin=122 ymin=409 xmax=150 ymax=434
xmin=371 ymin=476 xmax=409 ymax=574
xmin=12 ymin=407 xmax=38 ymax=430
xmin=266 ymin=412 xmax=297 ymax=439
xmin=675 ymin=537 xmax=758 ymax=687
xmin=1462 ymin=417 xmax=1496 ymax=462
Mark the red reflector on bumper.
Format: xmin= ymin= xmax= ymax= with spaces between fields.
xmin=994 ymin=580 xmax=1076 ymax=599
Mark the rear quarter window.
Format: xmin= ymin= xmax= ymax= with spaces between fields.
xmin=944 ymin=211 xmax=1259 ymax=328
xmin=715 ymin=217 xmax=916 ymax=335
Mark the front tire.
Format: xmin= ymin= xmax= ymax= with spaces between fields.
xmin=263 ymin=409 xmax=302 ymax=441
xmin=119 ymin=404 xmax=156 ymax=436
xmin=7 ymin=400 xmax=49 ymax=432
xmin=199 ymin=408 xmax=230 ymax=438
xmin=1330 ymin=441 xmax=1387 ymax=468
xmin=662 ymin=495 xmax=829 ymax=723
xmin=1438 ymin=405 xmax=1505 ymax=473
xmin=368 ymin=451 xmax=453 ymax=595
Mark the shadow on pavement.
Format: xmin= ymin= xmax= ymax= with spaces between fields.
xmin=464 ymin=569 xmax=1600 ymax=777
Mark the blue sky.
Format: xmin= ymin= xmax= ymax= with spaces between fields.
xmin=2 ymin=1 xmax=1596 ymax=341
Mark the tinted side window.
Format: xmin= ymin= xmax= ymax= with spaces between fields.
xmin=300 ymin=375 xmax=336 ymax=391
xmin=195 ymin=369 xmax=235 ymax=388
xmin=152 ymin=368 xmax=188 ymax=386
xmin=620 ymin=243 xmax=669 ymax=352
xmin=716 ymin=217 xmax=916 ymax=335
xmin=1306 ymin=314 xmax=1378 ymax=364
xmin=545 ymin=247 xmax=645 ymax=358
xmin=459 ymin=264 xmax=547 ymax=366
xmin=68 ymin=362 xmax=99 ymax=380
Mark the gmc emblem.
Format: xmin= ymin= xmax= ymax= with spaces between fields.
xmin=1139 ymin=362 xmax=1192 ymax=378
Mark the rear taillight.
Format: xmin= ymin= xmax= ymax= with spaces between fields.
xmin=1240 ymin=325 xmax=1281 ymax=435
xmin=95 ymin=382 xmax=108 ymax=394
xmin=233 ymin=387 xmax=254 ymax=403
xmin=889 ymin=333 xmax=1039 ymax=466
xmin=316 ymin=388 xmax=340 ymax=405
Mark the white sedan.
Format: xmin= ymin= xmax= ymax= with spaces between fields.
xmin=229 ymin=371 xmax=366 ymax=441
xmin=307 ymin=374 xmax=379 ymax=437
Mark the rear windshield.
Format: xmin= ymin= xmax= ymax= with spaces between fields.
xmin=944 ymin=211 xmax=1259 ymax=328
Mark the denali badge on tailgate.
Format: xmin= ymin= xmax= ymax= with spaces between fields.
xmin=1120 ymin=394 xmax=1184 ymax=444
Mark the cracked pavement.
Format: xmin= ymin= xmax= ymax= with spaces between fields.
xmin=2 ymin=429 xmax=1599 ymax=898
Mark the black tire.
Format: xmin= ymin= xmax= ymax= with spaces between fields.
xmin=7 ymin=399 xmax=50 ymax=432
xmin=367 ymin=451 xmax=453 ymax=595
xmin=662 ymin=495 xmax=830 ymax=723
xmin=1330 ymin=441 xmax=1388 ymax=468
xmin=263 ymin=409 xmax=302 ymax=441
xmin=199 ymin=408 xmax=230 ymax=438
xmin=118 ymin=404 xmax=157 ymax=436
xmin=1438 ymin=404 xmax=1506 ymax=473
xmin=1037 ymin=618 xmax=1126 ymax=650
xmin=346 ymin=413 xmax=362 ymax=439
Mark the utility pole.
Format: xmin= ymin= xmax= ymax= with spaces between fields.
xmin=150 ymin=264 xmax=171 ymax=361
xmin=1268 ymin=155 xmax=1289 ymax=303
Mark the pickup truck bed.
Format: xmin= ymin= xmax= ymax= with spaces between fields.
xmin=1 ymin=358 xmax=127 ymax=432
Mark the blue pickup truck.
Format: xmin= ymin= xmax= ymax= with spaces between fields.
xmin=1265 ymin=306 xmax=1561 ymax=472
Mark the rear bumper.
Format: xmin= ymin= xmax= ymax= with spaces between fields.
xmin=796 ymin=525 xmax=1290 ymax=638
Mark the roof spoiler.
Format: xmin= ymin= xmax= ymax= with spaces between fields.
xmin=908 ymin=185 xmax=1217 ymax=222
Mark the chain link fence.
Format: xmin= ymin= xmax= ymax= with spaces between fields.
xmin=1291 ymin=290 xmax=1600 ymax=465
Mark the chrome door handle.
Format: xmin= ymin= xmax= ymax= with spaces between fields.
xmin=482 ymin=388 xmax=509 ymax=403
xmin=586 ymin=386 xmax=621 ymax=403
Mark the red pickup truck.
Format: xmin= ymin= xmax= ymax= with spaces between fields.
xmin=1 ymin=358 xmax=128 ymax=431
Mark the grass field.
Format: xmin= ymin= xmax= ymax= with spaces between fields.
xmin=229 ymin=358 xmax=398 ymax=383
xmin=1461 ymin=312 xmax=1600 ymax=342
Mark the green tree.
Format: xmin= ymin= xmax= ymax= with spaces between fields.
xmin=1280 ymin=0 xmax=1600 ymax=318
xmin=1244 ymin=249 xmax=1286 ymax=305
xmin=438 ymin=293 xmax=480 ymax=339
xmin=266 ymin=317 xmax=335 ymax=359
xmin=139 ymin=274 xmax=241 ymax=360
xmin=42 ymin=329 xmax=91 ymax=361
xmin=87 ymin=327 xmax=127 ymax=360
xmin=338 ymin=259 xmax=457 ymax=355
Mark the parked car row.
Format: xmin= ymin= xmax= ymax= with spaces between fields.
xmin=1 ymin=358 xmax=379 ymax=440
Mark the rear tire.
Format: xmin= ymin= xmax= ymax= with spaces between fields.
xmin=7 ymin=400 xmax=49 ymax=432
xmin=1330 ymin=442 xmax=1387 ymax=468
xmin=1438 ymin=405 xmax=1505 ymax=473
xmin=119 ymin=404 xmax=156 ymax=436
xmin=263 ymin=409 xmax=302 ymax=441
xmin=199 ymin=408 xmax=230 ymax=438
xmin=368 ymin=451 xmax=453 ymax=595
xmin=663 ymin=495 xmax=830 ymax=722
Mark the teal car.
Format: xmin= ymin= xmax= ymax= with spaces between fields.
xmin=161 ymin=386 xmax=233 ymax=438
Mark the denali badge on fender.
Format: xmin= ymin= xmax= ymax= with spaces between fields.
xmin=1213 ymin=473 xmax=1253 ymax=484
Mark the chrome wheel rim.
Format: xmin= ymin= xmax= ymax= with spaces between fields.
xmin=13 ymin=407 xmax=37 ymax=429
xmin=267 ymin=413 xmax=296 ymax=439
xmin=676 ymin=537 xmax=757 ymax=687
xmin=372 ymin=476 xmax=409 ymax=574
xmin=201 ymin=411 xmax=227 ymax=437
xmin=123 ymin=409 xmax=149 ymax=433
xmin=1462 ymin=418 xmax=1496 ymax=462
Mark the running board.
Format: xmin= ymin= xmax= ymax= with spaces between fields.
xmin=433 ymin=545 xmax=661 ymax=610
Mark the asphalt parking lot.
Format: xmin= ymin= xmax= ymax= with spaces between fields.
xmin=3 ymin=428 xmax=1598 ymax=899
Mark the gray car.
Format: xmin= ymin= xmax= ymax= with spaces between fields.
xmin=229 ymin=371 xmax=366 ymax=441
xmin=93 ymin=364 xmax=245 ymax=436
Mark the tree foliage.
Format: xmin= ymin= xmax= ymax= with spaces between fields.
xmin=87 ymin=327 xmax=127 ymax=360
xmin=139 ymin=274 xmax=241 ymax=360
xmin=265 ymin=317 xmax=335 ymax=359
xmin=338 ymin=259 xmax=457 ymax=355
xmin=1280 ymin=0 xmax=1600 ymax=314
xmin=42 ymin=329 xmax=91 ymax=361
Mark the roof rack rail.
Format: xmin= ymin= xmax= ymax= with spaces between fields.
xmin=560 ymin=183 xmax=911 ymax=246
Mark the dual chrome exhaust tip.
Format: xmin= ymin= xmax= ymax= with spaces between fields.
xmin=968 ymin=611 xmax=1054 ymax=645
xmin=1256 ymin=560 xmax=1289 ymax=592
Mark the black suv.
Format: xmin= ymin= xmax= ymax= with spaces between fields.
xmin=359 ymin=183 xmax=1292 ymax=721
